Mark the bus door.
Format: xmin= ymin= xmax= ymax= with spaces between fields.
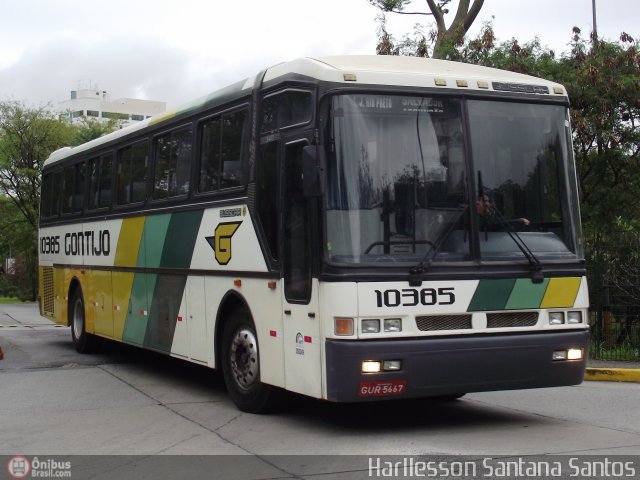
xmin=281 ymin=137 xmax=322 ymax=398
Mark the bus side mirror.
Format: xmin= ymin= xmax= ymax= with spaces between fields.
xmin=302 ymin=145 xmax=324 ymax=197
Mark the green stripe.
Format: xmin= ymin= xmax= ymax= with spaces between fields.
xmin=144 ymin=210 xmax=205 ymax=353
xmin=122 ymin=273 xmax=151 ymax=346
xmin=143 ymin=214 xmax=172 ymax=268
xmin=505 ymin=278 xmax=550 ymax=310
xmin=160 ymin=210 xmax=204 ymax=268
xmin=468 ymin=279 xmax=516 ymax=311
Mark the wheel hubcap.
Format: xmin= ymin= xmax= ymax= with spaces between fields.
xmin=229 ymin=328 xmax=259 ymax=391
xmin=72 ymin=298 xmax=83 ymax=341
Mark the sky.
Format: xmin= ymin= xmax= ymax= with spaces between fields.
xmin=0 ymin=0 xmax=638 ymax=109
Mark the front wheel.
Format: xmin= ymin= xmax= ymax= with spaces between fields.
xmin=221 ymin=308 xmax=282 ymax=413
xmin=69 ymin=287 xmax=98 ymax=353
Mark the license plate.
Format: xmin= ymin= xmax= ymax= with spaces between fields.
xmin=358 ymin=380 xmax=407 ymax=397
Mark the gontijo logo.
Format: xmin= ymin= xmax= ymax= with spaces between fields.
xmin=206 ymin=222 xmax=242 ymax=265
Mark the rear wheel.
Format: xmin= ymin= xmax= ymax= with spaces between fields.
xmin=69 ymin=287 xmax=98 ymax=353
xmin=221 ymin=308 xmax=282 ymax=413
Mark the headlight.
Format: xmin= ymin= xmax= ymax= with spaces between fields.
xmin=384 ymin=318 xmax=402 ymax=332
xmin=567 ymin=311 xmax=583 ymax=324
xmin=362 ymin=360 xmax=381 ymax=373
xmin=549 ymin=312 xmax=565 ymax=325
xmin=362 ymin=319 xmax=381 ymax=334
xmin=567 ymin=348 xmax=583 ymax=360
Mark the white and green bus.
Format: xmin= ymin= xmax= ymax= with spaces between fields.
xmin=38 ymin=56 xmax=589 ymax=412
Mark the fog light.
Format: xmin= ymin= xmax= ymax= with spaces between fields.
xmin=552 ymin=350 xmax=568 ymax=361
xmin=567 ymin=348 xmax=583 ymax=360
xmin=362 ymin=319 xmax=381 ymax=333
xmin=384 ymin=318 xmax=402 ymax=332
xmin=383 ymin=360 xmax=402 ymax=371
xmin=567 ymin=311 xmax=583 ymax=324
xmin=335 ymin=317 xmax=354 ymax=336
xmin=549 ymin=312 xmax=565 ymax=325
xmin=362 ymin=360 xmax=381 ymax=373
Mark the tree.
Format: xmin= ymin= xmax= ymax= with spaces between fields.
xmin=370 ymin=0 xmax=485 ymax=58
xmin=0 ymin=102 xmax=74 ymax=229
xmin=71 ymin=116 xmax=120 ymax=145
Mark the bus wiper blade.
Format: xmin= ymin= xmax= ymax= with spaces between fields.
xmin=477 ymin=171 xmax=543 ymax=283
xmin=408 ymin=205 xmax=467 ymax=287
xmin=485 ymin=201 xmax=544 ymax=284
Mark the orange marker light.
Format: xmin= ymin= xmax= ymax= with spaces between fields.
xmin=234 ymin=279 xmax=242 ymax=288
xmin=335 ymin=317 xmax=354 ymax=336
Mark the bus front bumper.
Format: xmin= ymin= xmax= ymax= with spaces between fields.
xmin=325 ymin=330 xmax=589 ymax=402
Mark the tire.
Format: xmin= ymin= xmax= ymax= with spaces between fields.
xmin=69 ymin=287 xmax=98 ymax=353
xmin=221 ymin=308 xmax=282 ymax=413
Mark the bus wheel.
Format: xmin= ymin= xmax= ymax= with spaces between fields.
xmin=69 ymin=288 xmax=97 ymax=353
xmin=221 ymin=308 xmax=279 ymax=413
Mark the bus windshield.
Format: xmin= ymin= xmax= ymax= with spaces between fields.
xmin=324 ymin=94 xmax=581 ymax=265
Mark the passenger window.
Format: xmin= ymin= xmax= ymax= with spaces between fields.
xmin=89 ymin=153 xmax=113 ymax=209
xmin=41 ymin=172 xmax=59 ymax=219
xmin=117 ymin=141 xmax=148 ymax=204
xmin=153 ymin=128 xmax=192 ymax=199
xmin=62 ymin=162 xmax=86 ymax=214
xmin=199 ymin=108 xmax=249 ymax=192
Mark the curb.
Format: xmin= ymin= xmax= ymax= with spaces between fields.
xmin=584 ymin=368 xmax=640 ymax=383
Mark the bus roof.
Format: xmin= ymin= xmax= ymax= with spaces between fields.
xmin=45 ymin=55 xmax=566 ymax=168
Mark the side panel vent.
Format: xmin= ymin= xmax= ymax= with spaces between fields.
xmin=42 ymin=266 xmax=55 ymax=317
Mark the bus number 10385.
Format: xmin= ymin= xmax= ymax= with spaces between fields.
xmin=375 ymin=287 xmax=455 ymax=308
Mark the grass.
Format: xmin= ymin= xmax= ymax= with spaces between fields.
xmin=0 ymin=297 xmax=20 ymax=304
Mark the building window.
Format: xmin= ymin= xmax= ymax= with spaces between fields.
xmin=102 ymin=112 xmax=130 ymax=120
xmin=87 ymin=110 xmax=99 ymax=117
xmin=131 ymin=114 xmax=144 ymax=121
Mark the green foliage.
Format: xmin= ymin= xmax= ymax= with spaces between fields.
xmin=71 ymin=117 xmax=119 ymax=146
xmin=0 ymin=101 xmax=75 ymax=228
xmin=370 ymin=0 xmax=484 ymax=59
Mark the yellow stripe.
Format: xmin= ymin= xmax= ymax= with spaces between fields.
xmin=114 ymin=216 xmax=145 ymax=267
xmin=585 ymin=368 xmax=640 ymax=383
xmin=540 ymin=277 xmax=581 ymax=308
xmin=148 ymin=111 xmax=176 ymax=126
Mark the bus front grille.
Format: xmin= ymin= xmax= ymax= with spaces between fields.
xmin=416 ymin=314 xmax=473 ymax=331
xmin=486 ymin=311 xmax=539 ymax=328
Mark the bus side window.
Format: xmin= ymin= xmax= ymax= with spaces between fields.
xmin=40 ymin=172 xmax=59 ymax=219
xmin=153 ymin=127 xmax=192 ymax=199
xmin=89 ymin=153 xmax=113 ymax=210
xmin=62 ymin=162 xmax=85 ymax=214
xmin=261 ymin=90 xmax=312 ymax=133
xmin=117 ymin=141 xmax=148 ymax=205
xmin=199 ymin=108 xmax=249 ymax=193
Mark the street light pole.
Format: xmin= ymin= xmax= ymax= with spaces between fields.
xmin=592 ymin=0 xmax=598 ymax=40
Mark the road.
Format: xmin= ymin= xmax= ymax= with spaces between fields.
xmin=1 ymin=303 xmax=639 ymax=478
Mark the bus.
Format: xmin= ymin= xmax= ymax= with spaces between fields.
xmin=38 ymin=56 xmax=589 ymax=413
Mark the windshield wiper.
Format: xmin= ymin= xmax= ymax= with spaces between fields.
xmin=408 ymin=205 xmax=467 ymax=287
xmin=477 ymin=171 xmax=544 ymax=284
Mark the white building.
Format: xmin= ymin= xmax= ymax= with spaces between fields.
xmin=58 ymin=87 xmax=166 ymax=126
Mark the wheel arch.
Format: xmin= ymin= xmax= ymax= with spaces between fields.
xmin=214 ymin=290 xmax=252 ymax=369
